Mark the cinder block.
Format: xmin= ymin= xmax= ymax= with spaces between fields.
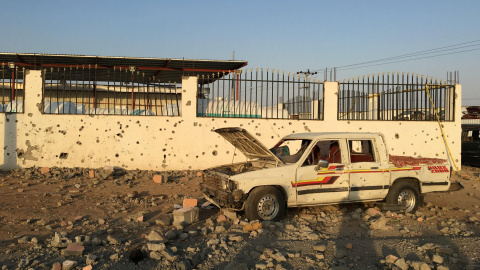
xmin=40 ymin=167 xmax=50 ymax=174
xmin=182 ymin=198 xmax=198 ymax=208
xmin=153 ymin=175 xmax=163 ymax=183
xmin=172 ymin=207 xmax=199 ymax=227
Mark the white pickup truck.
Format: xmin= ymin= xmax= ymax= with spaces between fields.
xmin=201 ymin=128 xmax=461 ymax=221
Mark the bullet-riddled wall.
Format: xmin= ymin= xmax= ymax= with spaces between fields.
xmin=0 ymin=70 xmax=462 ymax=171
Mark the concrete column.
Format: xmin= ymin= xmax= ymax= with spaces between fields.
xmin=24 ymin=70 xmax=43 ymax=115
xmin=181 ymin=76 xmax=198 ymax=119
xmin=452 ymin=84 xmax=462 ymax=167
xmin=323 ymin=81 xmax=339 ymax=123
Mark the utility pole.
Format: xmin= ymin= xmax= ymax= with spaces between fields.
xmin=296 ymin=69 xmax=317 ymax=117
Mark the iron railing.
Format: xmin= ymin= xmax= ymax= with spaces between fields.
xmin=42 ymin=66 xmax=181 ymax=116
xmin=338 ymin=72 xmax=455 ymax=121
xmin=197 ymin=69 xmax=324 ymax=120
xmin=0 ymin=64 xmax=25 ymax=113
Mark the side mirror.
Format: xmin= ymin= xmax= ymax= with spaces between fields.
xmin=314 ymin=160 xmax=329 ymax=171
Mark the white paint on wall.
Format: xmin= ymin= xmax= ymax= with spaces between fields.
xmin=0 ymin=70 xmax=462 ymax=171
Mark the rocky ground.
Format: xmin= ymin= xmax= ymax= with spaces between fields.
xmin=0 ymin=166 xmax=479 ymax=270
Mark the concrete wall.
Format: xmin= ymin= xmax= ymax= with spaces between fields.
xmin=0 ymin=70 xmax=462 ymax=171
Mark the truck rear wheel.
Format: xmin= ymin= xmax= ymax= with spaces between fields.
xmin=245 ymin=186 xmax=286 ymax=221
xmin=386 ymin=182 xmax=420 ymax=213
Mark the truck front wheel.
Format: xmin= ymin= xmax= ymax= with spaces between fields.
xmin=245 ymin=186 xmax=286 ymax=221
xmin=386 ymin=182 xmax=420 ymax=213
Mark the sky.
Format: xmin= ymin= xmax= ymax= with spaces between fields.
xmin=1 ymin=0 xmax=479 ymax=105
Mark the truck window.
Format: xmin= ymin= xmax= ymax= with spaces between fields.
xmin=303 ymin=140 xmax=341 ymax=166
xmin=276 ymin=139 xmax=312 ymax=164
xmin=348 ymin=140 xmax=375 ymax=163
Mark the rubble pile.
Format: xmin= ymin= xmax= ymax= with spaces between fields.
xmin=0 ymin=167 xmax=479 ymax=269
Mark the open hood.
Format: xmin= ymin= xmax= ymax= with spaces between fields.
xmin=214 ymin=127 xmax=284 ymax=164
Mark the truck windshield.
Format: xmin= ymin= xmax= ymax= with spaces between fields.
xmin=271 ymin=139 xmax=312 ymax=164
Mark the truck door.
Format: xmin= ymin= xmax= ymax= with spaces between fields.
xmin=347 ymin=139 xmax=390 ymax=201
xmin=295 ymin=139 xmax=350 ymax=205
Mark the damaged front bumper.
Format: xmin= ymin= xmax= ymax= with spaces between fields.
xmin=201 ymin=185 xmax=246 ymax=209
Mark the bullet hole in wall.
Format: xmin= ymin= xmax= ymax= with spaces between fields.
xmin=115 ymin=154 xmax=119 ymax=158
xmin=59 ymin=153 xmax=68 ymax=159
xmin=79 ymin=126 xmax=84 ymax=131
xmin=212 ymin=150 xmax=218 ymax=156
xmin=136 ymin=141 xmax=139 ymax=144
xmin=77 ymin=141 xmax=82 ymax=145
xmin=17 ymin=151 xmax=24 ymax=158
xmin=395 ymin=133 xmax=399 ymax=139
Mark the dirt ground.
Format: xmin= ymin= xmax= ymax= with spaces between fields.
xmin=0 ymin=166 xmax=479 ymax=270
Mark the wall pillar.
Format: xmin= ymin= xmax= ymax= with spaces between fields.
xmin=181 ymin=76 xmax=198 ymax=119
xmin=323 ymin=81 xmax=339 ymax=122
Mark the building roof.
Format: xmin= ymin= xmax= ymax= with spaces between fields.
xmin=0 ymin=53 xmax=248 ymax=83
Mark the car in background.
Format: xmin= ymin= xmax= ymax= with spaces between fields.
xmin=461 ymin=124 xmax=480 ymax=167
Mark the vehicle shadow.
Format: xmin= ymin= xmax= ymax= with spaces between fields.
xmin=207 ymin=200 xmax=476 ymax=269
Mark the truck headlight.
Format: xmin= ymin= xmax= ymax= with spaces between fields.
xmin=222 ymin=179 xmax=238 ymax=191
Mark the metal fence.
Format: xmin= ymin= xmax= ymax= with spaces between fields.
xmin=42 ymin=66 xmax=181 ymax=116
xmin=338 ymin=72 xmax=455 ymax=121
xmin=0 ymin=64 xmax=25 ymax=113
xmin=197 ymin=69 xmax=324 ymax=120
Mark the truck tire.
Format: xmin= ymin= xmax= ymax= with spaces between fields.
xmin=245 ymin=186 xmax=286 ymax=221
xmin=386 ymin=182 xmax=420 ymax=213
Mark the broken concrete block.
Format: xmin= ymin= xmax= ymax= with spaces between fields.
xmin=172 ymin=207 xmax=199 ymax=227
xmin=223 ymin=210 xmax=237 ymax=220
xmin=146 ymin=230 xmax=167 ymax=242
xmin=40 ymin=167 xmax=50 ymax=175
xmin=52 ymin=262 xmax=62 ymax=270
xmin=243 ymin=222 xmax=263 ymax=232
xmin=98 ymin=166 xmax=114 ymax=179
xmin=88 ymin=170 xmax=95 ymax=178
xmin=147 ymin=242 xmax=166 ymax=251
xmin=62 ymin=260 xmax=77 ymax=270
xmin=153 ymin=175 xmax=163 ymax=183
xmin=183 ymin=198 xmax=198 ymax=208
xmin=217 ymin=215 xmax=227 ymax=223
xmin=62 ymin=244 xmax=84 ymax=256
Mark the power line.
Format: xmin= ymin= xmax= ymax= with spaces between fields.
xmin=315 ymin=39 xmax=480 ymax=72
xmin=337 ymin=47 xmax=480 ymax=71
xmin=337 ymin=39 xmax=480 ymax=69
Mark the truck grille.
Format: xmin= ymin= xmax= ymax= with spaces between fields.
xmin=203 ymin=172 xmax=223 ymax=190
